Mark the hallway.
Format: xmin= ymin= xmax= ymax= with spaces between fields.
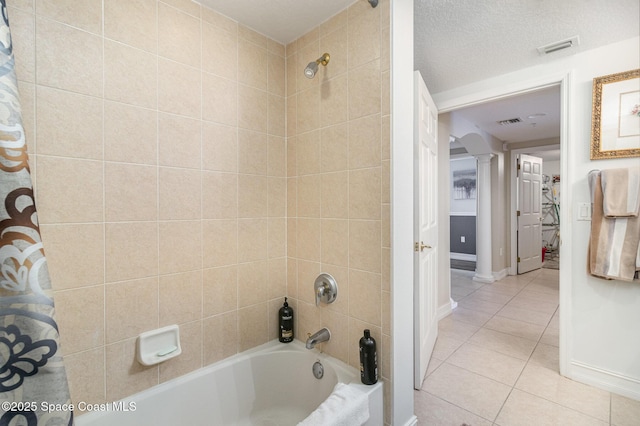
xmin=414 ymin=268 xmax=640 ymax=425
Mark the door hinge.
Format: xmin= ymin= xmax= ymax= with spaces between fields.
xmin=517 ymin=210 xmax=520 ymax=217
xmin=517 ymin=257 xmax=521 ymax=263
xmin=517 ymin=161 xmax=521 ymax=171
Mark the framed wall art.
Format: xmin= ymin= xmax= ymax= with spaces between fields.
xmin=590 ymin=68 xmax=640 ymax=159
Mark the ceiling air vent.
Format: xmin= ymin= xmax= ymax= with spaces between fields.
xmin=497 ymin=118 xmax=522 ymax=126
xmin=537 ymin=35 xmax=580 ymax=55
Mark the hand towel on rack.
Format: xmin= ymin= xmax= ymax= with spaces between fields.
xmin=600 ymin=167 xmax=640 ymax=217
xmin=588 ymin=170 xmax=640 ymax=282
xmin=297 ymin=382 xmax=370 ymax=426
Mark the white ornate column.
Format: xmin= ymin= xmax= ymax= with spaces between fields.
xmin=474 ymin=153 xmax=495 ymax=283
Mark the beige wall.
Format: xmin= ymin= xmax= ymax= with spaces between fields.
xmin=284 ymin=1 xmax=392 ymax=419
xmin=10 ymin=0 xmax=288 ymax=407
xmin=9 ymin=0 xmax=392 ymax=418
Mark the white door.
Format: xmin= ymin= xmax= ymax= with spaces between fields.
xmin=517 ymin=154 xmax=543 ymax=274
xmin=414 ymin=71 xmax=438 ymax=389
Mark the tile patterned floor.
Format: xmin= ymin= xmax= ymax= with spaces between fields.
xmin=414 ymin=268 xmax=640 ymax=425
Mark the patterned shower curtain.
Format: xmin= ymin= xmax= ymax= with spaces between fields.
xmin=0 ymin=1 xmax=73 ymax=425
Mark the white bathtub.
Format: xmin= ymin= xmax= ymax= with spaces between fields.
xmin=76 ymin=340 xmax=383 ymax=426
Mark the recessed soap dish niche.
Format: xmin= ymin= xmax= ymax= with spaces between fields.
xmin=136 ymin=324 xmax=182 ymax=366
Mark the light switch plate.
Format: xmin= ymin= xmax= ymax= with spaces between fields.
xmin=577 ymin=202 xmax=591 ymax=221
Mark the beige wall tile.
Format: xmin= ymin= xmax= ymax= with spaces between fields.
xmin=37 ymin=0 xmax=102 ymax=34
xmin=238 ymin=38 xmax=267 ymax=90
xmin=268 ymin=136 xmax=286 ymax=177
xmin=348 ymin=6 xmax=380 ymax=69
xmin=56 ymin=286 xmax=104 ymax=354
xmin=268 ymin=257 xmax=287 ymax=299
xmin=238 ymin=303 xmax=268 ymax=351
xmin=296 ymin=261 xmax=320 ymax=305
xmin=268 ymin=39 xmax=285 ymax=57
xmin=237 ymin=218 xmax=268 ymax=263
xmin=296 ymin=218 xmax=321 ymax=262
xmin=159 ymin=167 xmax=201 ymax=220
xmin=202 ymin=22 xmax=237 ymax=80
xmin=36 ymin=86 xmax=102 ymax=160
xmin=297 ymin=174 xmax=320 ymax=218
xmin=202 ymin=219 xmax=237 ymax=267
xmin=268 ymin=94 xmax=286 ymax=137
xmin=320 ymin=123 xmax=348 ymax=173
xmin=158 ymin=2 xmax=201 ymax=68
xmin=105 ymin=0 xmax=157 ymax=53
xmin=238 ymin=260 xmax=268 ymax=307
xmin=238 ymin=85 xmax=268 ymax=133
xmin=160 ymin=321 xmax=202 ymax=382
xmin=319 ymin=25 xmax=348 ymax=80
xmin=238 ymin=129 xmax=268 ymax=175
xmin=349 ymin=167 xmax=381 ymax=220
xmin=104 ymin=101 xmax=157 ymax=165
xmin=105 ymin=277 xmax=159 ymax=343
xmin=286 ymin=54 xmax=298 ymax=98
xmin=320 ymin=172 xmax=348 ymax=219
xmin=287 ymin=95 xmax=297 ymax=138
xmin=268 ymin=53 xmax=286 ymax=97
xmin=106 ymin=338 xmax=158 ymax=401
xmin=158 ymin=58 xmax=201 ymax=118
xmin=321 ymin=309 xmax=349 ymax=364
xmin=202 ymin=72 xmax=237 ymax=126
xmin=268 ymin=177 xmax=287 ymax=218
xmin=36 ymin=18 xmax=102 ymax=97
xmin=320 ymin=74 xmax=348 ymax=127
xmin=161 ymin=0 xmax=201 ymax=17
xmin=159 ymin=271 xmax=202 ymax=326
xmin=17 ymin=81 xmax=35 ymax=153
xmin=202 ymin=171 xmax=238 ymax=219
xmin=64 ymin=348 xmax=105 ymax=407
xmin=159 ymin=113 xmax=202 ymax=169
xmin=203 ymin=265 xmax=237 ymax=317
xmin=349 ymin=269 xmax=381 ymax=325
xmin=105 ymin=222 xmax=158 ymax=282
xmin=9 ymin=7 xmax=35 ymax=83
xmin=202 ymin=122 xmax=238 ymax=172
xmin=238 ymin=25 xmax=267 ymax=48
xmin=287 ymin=177 xmax=297 ymax=217
xmin=296 ymin=130 xmax=320 ymax=176
xmin=296 ymin=85 xmax=320 ymax=134
xmin=320 ymin=9 xmax=348 ymax=37
xmin=381 ymin=115 xmax=391 ymax=160
xmin=287 ymin=258 xmax=298 ymax=299
xmin=201 ymin=6 xmax=237 ymax=34
xmin=40 ymin=224 xmax=104 ymax=290
xmin=104 ymin=40 xmax=158 ymax=109
xmin=349 ymin=220 xmax=381 ymax=273
xmin=159 ymin=220 xmax=203 ymax=274
xmin=203 ymin=312 xmax=238 ymax=365
xmin=348 ymin=59 xmax=381 ymax=120
xmin=321 ymin=219 xmax=349 ymax=267
xmin=349 ymin=114 xmax=381 ymax=169
xmin=106 ymin=163 xmax=157 ymax=222
xmin=238 ymin=174 xmax=268 ymax=218
xmin=35 ymin=156 xmax=103 ymax=224
xmin=287 ymin=219 xmax=297 ymax=258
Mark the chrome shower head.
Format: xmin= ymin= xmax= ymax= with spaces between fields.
xmin=303 ymin=53 xmax=330 ymax=79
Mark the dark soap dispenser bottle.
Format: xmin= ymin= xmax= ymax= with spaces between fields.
xmin=359 ymin=329 xmax=378 ymax=385
xmin=279 ymin=297 xmax=294 ymax=343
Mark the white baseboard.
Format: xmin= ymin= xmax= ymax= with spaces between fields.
xmin=437 ymin=301 xmax=453 ymax=321
xmin=450 ymin=252 xmax=477 ymax=261
xmin=400 ymin=416 xmax=418 ymax=426
xmin=569 ymin=361 xmax=640 ymax=401
xmin=493 ymin=268 xmax=509 ymax=281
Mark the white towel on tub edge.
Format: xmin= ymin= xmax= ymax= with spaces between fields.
xmin=297 ymin=382 xmax=370 ymax=426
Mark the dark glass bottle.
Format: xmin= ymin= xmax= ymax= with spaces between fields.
xmin=279 ymin=297 xmax=294 ymax=343
xmin=359 ymin=329 xmax=378 ymax=384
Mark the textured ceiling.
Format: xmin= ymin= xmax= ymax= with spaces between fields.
xmin=415 ymin=0 xmax=640 ymax=94
xmin=199 ymin=0 xmax=355 ymax=45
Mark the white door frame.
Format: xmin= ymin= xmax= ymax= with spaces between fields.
xmin=434 ymin=71 xmax=572 ymax=377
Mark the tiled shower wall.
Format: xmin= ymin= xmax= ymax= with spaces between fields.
xmin=9 ymin=0 xmax=287 ymax=405
xmin=284 ymin=0 xmax=392 ymax=418
xmin=9 ymin=0 xmax=392 ymax=418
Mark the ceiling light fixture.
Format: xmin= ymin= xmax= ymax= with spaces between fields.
xmin=537 ymin=35 xmax=580 ymax=55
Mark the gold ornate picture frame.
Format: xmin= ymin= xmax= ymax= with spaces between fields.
xmin=590 ymin=68 xmax=640 ymax=160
